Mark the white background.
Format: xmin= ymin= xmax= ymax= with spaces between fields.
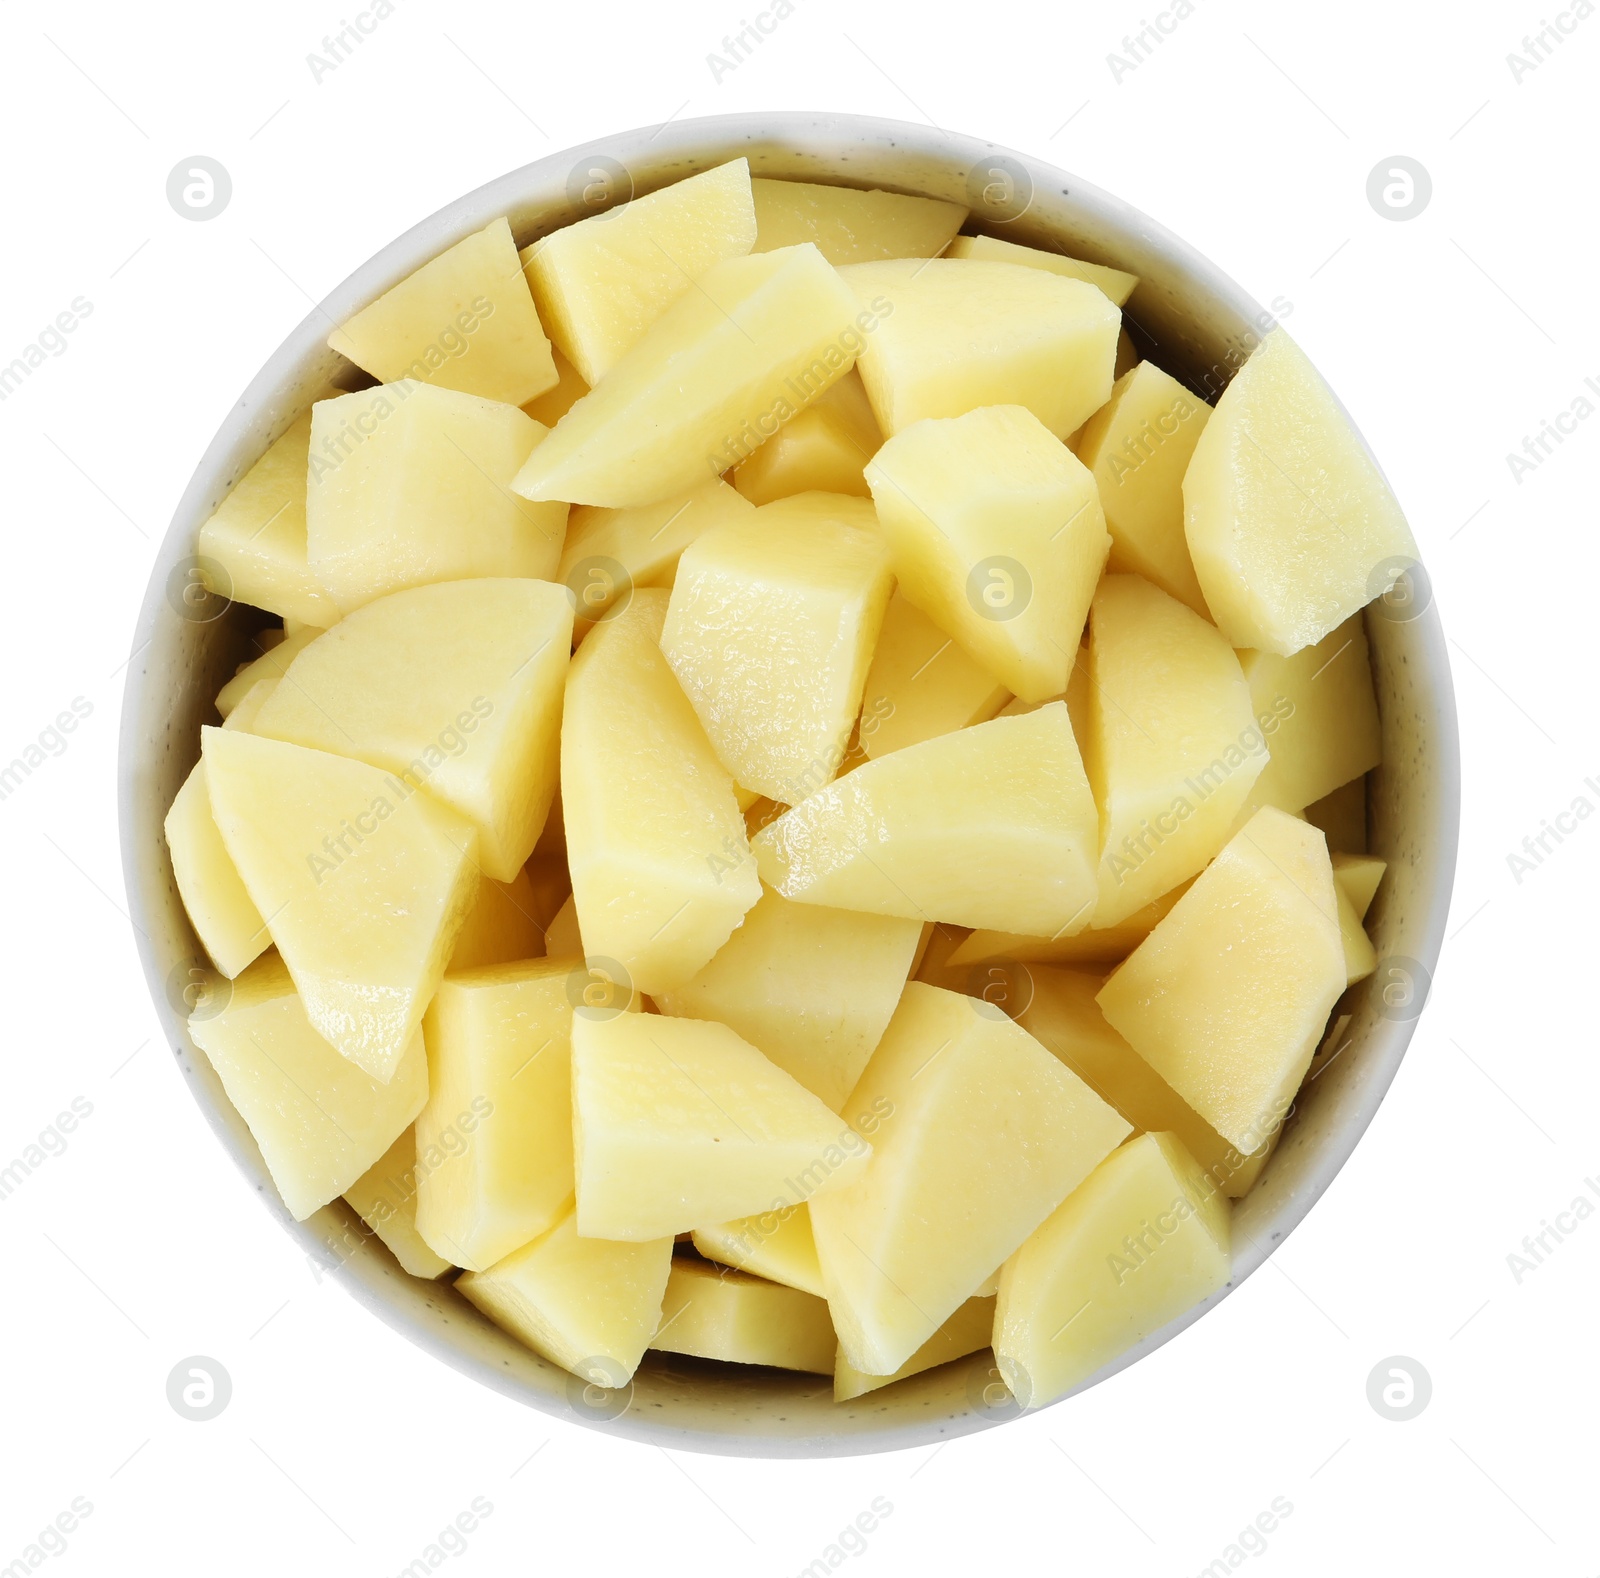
xmin=0 ymin=0 xmax=1592 ymax=1572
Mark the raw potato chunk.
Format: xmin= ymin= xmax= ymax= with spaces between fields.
xmin=661 ymin=511 xmax=893 ymax=802
xmin=306 ymin=383 xmax=568 ymax=614
xmin=1085 ymin=575 xmax=1265 ymax=927
xmin=945 ymin=235 xmax=1138 ymax=306
xmin=754 ymin=704 xmax=1100 ymax=938
xmin=344 ymin=1129 xmax=453 ymax=1279
xmin=328 ymin=217 xmax=558 ymax=407
xmin=1017 ymin=964 xmax=1268 ymax=1199
xmin=522 ymin=346 xmax=588 ymax=427
xmin=839 ymin=259 xmax=1119 ymax=439
xmin=866 ymin=404 xmax=1109 ymax=702
xmin=561 ymin=590 xmax=759 ymax=994
xmin=995 ymin=1132 xmax=1231 ymax=1410
xmin=733 ymin=371 xmax=882 ymax=504
xmin=754 ymin=491 xmax=879 ymax=534
xmin=165 ymin=761 xmax=270 ymax=978
xmin=251 ymin=579 xmax=573 ymax=881
xmin=558 ymin=479 xmax=755 ymax=627
xmin=215 ymin=625 xmax=324 ymax=718
xmin=512 ymin=245 xmax=862 ymax=509
xmin=415 ymin=959 xmax=578 ymax=1271
xmin=811 ymin=982 xmax=1131 ymax=1375
xmin=447 ymin=866 xmax=551 ymax=972
xmin=651 ymin=1258 xmax=836 ymax=1373
xmin=1097 ymin=808 xmax=1345 ymax=1152
xmin=656 ymin=886 xmax=922 ymax=1111
xmin=187 ymin=953 xmax=427 ymax=1220
xmin=521 ymin=159 xmax=757 ymax=386
xmin=1334 ymin=881 xmax=1377 ymax=985
xmin=458 ymin=1208 xmax=673 ymax=1387
xmin=834 ymin=1295 xmax=996 ymax=1402
xmin=859 ymin=591 xmax=1010 ymax=760
xmin=221 ymin=676 xmax=281 ymax=733
xmin=750 ymin=178 xmax=966 ymax=265
xmin=1183 ymin=328 xmax=1419 ymax=654
xmin=1332 ymin=852 xmax=1385 ymax=918
xmin=1075 ymin=362 xmax=1212 ymax=615
xmin=202 ymin=727 xmax=479 ymax=1081
xmin=571 ymin=1011 xmax=868 ymax=1241
xmin=543 ymin=893 xmax=582 ymax=960
xmin=692 ymin=1205 xmax=823 ymax=1297
xmin=197 ymin=404 xmax=341 ymax=627
xmin=946 ymin=883 xmax=1189 ymax=975
xmin=1237 ymin=615 xmax=1382 ymax=813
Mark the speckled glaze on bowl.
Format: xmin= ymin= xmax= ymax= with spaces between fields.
xmin=118 ymin=112 xmax=1459 ymax=1457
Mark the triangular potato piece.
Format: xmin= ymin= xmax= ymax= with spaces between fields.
xmin=202 ymin=727 xmax=479 ymax=1080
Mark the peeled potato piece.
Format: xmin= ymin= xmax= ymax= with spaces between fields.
xmin=1097 ymin=807 xmax=1345 ymax=1153
xmin=328 ymin=217 xmax=558 ymax=407
xmin=945 ymin=882 xmax=1189 ymax=977
xmin=995 ymin=1132 xmax=1231 ymax=1410
xmin=1183 ymin=328 xmax=1418 ymax=655
xmin=187 ymin=953 xmax=427 ymax=1220
xmin=650 ymin=1257 xmax=836 ymax=1374
xmin=692 ymin=1204 xmax=824 ymax=1297
xmin=811 ymin=982 xmax=1131 ymax=1376
xmin=732 ymin=369 xmax=882 ymax=504
xmin=1332 ymin=852 xmax=1385 ymax=918
xmin=344 ymin=1129 xmax=453 ymax=1280
xmin=215 ymin=625 xmax=324 ymax=718
xmin=164 ymin=760 xmax=270 ymax=979
xmin=458 ymin=1208 xmax=674 ymax=1387
xmin=945 ymin=234 xmax=1138 ymax=306
xmin=750 ymin=178 xmax=966 ymax=265
xmin=834 ymin=1295 xmax=996 ymax=1402
xmin=447 ymin=866 xmax=552 ymax=972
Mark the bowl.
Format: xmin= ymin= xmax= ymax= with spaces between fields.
xmin=118 ymin=111 xmax=1460 ymax=1457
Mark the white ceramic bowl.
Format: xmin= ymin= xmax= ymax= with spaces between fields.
xmin=118 ymin=112 xmax=1459 ymax=1457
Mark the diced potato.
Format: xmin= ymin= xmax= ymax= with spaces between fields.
xmin=994 ymin=1132 xmax=1230 ymax=1410
xmin=521 ymin=346 xmax=588 ymax=427
xmin=750 ymin=178 xmax=966 ymax=265
xmin=415 ymin=959 xmax=578 ymax=1271
xmin=732 ymin=370 xmax=881 ymax=504
xmin=866 ymin=404 xmax=1109 ymax=702
xmin=834 ymin=1295 xmax=996 ymax=1402
xmin=656 ymin=886 xmax=922 ymax=1111
xmin=1017 ymin=964 xmax=1268 ymax=1199
xmin=754 ymin=704 xmax=1099 ymax=937
xmin=859 ymin=591 xmax=1010 ymax=760
xmin=214 ymin=625 xmax=324 ymax=718
xmin=197 ymin=404 xmax=341 ymax=627
xmin=753 ymin=491 xmax=879 ymax=534
xmin=344 ymin=1129 xmax=453 ymax=1279
xmin=521 ymin=160 xmax=758 ymax=385
xmin=1237 ymin=615 xmax=1382 ymax=813
xmin=562 ymin=590 xmax=759 ymax=995
xmin=571 ymin=1010 xmax=868 ymax=1241
xmin=1334 ymin=880 xmax=1377 ymax=985
xmin=945 ymin=235 xmax=1138 ymax=306
xmin=946 ymin=882 xmax=1189 ymax=975
xmin=1075 ymin=362 xmax=1212 ymax=615
xmin=661 ymin=508 xmax=893 ymax=802
xmin=447 ymin=866 xmax=551 ymax=972
xmin=558 ymin=478 xmax=755 ymax=628
xmin=220 ymin=676 xmax=280 ymax=732
xmin=512 ymin=245 xmax=862 ymax=509
xmin=187 ymin=953 xmax=427 ymax=1219
xmin=1085 ymin=575 xmax=1265 ymax=927
xmin=839 ymin=259 xmax=1119 ymax=440
xmin=306 ymin=382 xmax=568 ymax=614
xmin=202 ymin=727 xmax=479 ymax=1081
xmin=458 ymin=1208 xmax=673 ymax=1386
xmin=251 ymin=578 xmax=572 ymax=881
xmin=1097 ymin=807 xmax=1345 ymax=1152
xmin=1183 ymin=328 xmax=1419 ymax=654
xmin=164 ymin=761 xmax=270 ymax=978
xmin=543 ymin=892 xmax=582 ymax=959
xmin=1305 ymin=775 xmax=1367 ymax=854
xmin=328 ymin=217 xmax=558 ymax=406
xmin=812 ymin=982 xmax=1131 ymax=1375
xmin=651 ymin=1257 xmax=836 ymax=1373
xmin=692 ymin=1205 xmax=823 ymax=1297
xmin=1332 ymin=852 xmax=1385 ymax=918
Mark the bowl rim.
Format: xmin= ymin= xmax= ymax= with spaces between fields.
xmin=118 ymin=109 xmax=1461 ymax=1457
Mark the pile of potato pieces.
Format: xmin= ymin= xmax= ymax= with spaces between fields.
xmin=168 ymin=157 xmax=1412 ymax=1413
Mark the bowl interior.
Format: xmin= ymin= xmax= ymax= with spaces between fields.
xmin=118 ymin=112 xmax=1459 ymax=1457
